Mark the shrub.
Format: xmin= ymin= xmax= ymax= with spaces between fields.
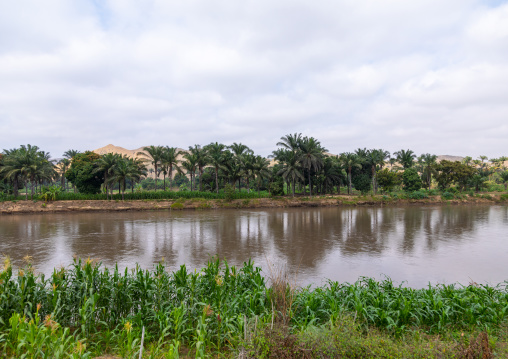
xmin=500 ymin=194 xmax=508 ymax=201
xmin=170 ymin=202 xmax=184 ymax=210
xmin=408 ymin=190 xmax=428 ymax=200
xmin=441 ymin=192 xmax=454 ymax=200
xmin=402 ymin=168 xmax=422 ymax=192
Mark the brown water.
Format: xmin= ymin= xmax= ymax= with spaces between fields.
xmin=1 ymin=205 xmax=507 ymax=287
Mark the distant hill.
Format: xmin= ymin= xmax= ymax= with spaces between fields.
xmin=436 ymin=155 xmax=464 ymax=162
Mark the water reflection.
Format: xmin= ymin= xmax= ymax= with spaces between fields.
xmin=0 ymin=205 xmax=507 ymax=287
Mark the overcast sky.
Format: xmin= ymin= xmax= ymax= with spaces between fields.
xmin=1 ymin=0 xmax=507 ymax=159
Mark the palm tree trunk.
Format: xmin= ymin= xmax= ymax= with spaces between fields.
xmin=154 ymin=165 xmax=158 ymax=191
xmin=25 ymin=181 xmax=28 ymax=200
xmin=348 ymin=169 xmax=352 ymax=195
xmin=163 ymin=173 xmax=166 ymax=191
xmin=292 ymin=178 xmax=295 ymax=197
xmin=308 ymin=171 xmax=312 ymax=197
xmin=169 ymin=167 xmax=173 ymax=191
xmin=215 ymin=167 xmax=219 ymax=194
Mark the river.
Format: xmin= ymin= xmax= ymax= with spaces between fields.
xmin=1 ymin=205 xmax=507 ymax=287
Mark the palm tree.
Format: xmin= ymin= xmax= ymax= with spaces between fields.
xmin=58 ymin=158 xmax=71 ymax=191
xmin=107 ymin=156 xmax=140 ymax=200
xmin=418 ymin=153 xmax=437 ymax=189
xmin=182 ymin=153 xmax=197 ymax=191
xmin=229 ymin=143 xmax=253 ymax=191
xmin=394 ymin=149 xmax=416 ymax=169
xmin=188 ymin=145 xmax=208 ymax=192
xmin=277 ymin=133 xmax=302 ymax=153
xmin=204 ymin=142 xmax=226 ymax=194
xmin=340 ymin=152 xmax=362 ymax=195
xmin=277 ymin=150 xmax=303 ymax=197
xmin=365 ymin=149 xmax=390 ymax=195
xmin=160 ymin=147 xmax=182 ymax=191
xmin=63 ymin=149 xmax=81 ymax=159
xmin=94 ymin=153 xmax=121 ymax=199
xmin=252 ymin=155 xmax=271 ymax=196
xmin=299 ymin=137 xmax=326 ymax=197
xmin=137 ymin=146 xmax=164 ymax=191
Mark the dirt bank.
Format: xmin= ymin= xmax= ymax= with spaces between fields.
xmin=0 ymin=194 xmax=506 ymax=215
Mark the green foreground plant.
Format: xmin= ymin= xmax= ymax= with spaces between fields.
xmin=1 ymin=258 xmax=508 ymax=357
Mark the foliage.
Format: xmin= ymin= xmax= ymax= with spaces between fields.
xmin=65 ymin=151 xmax=104 ymax=194
xmin=376 ymin=169 xmax=402 ymax=193
xmin=1 ymin=259 xmax=508 ymax=357
xmin=408 ymin=190 xmax=428 ymax=199
xmin=441 ymin=192 xmax=454 ymax=200
xmin=351 ymin=173 xmax=371 ymax=194
xmin=402 ymin=168 xmax=422 ymax=192
xmin=434 ymin=160 xmax=476 ymax=191
xmin=38 ymin=185 xmax=62 ymax=202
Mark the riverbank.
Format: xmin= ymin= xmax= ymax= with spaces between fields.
xmin=1 ymin=193 xmax=507 ymax=214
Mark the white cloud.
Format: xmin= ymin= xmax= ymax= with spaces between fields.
xmin=1 ymin=0 xmax=507 ymax=158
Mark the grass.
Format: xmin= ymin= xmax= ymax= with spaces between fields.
xmin=1 ymin=258 xmax=508 ymax=357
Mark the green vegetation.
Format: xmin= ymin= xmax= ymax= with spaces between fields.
xmin=0 ymin=258 xmax=507 ymax=357
xmin=1 ymin=137 xmax=507 ymax=203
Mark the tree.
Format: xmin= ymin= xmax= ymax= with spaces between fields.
xmin=299 ymin=136 xmax=326 ymax=197
xmin=65 ymin=151 xmax=104 ymax=194
xmin=365 ymin=149 xmax=390 ymax=194
xmin=107 ymin=156 xmax=141 ymax=200
xmin=277 ymin=150 xmax=303 ymax=197
xmin=188 ymin=145 xmax=208 ymax=192
xmin=434 ymin=160 xmax=475 ymax=191
xmin=205 ymin=142 xmax=226 ymax=194
xmin=161 ymin=147 xmax=182 ymax=191
xmin=418 ymin=154 xmax=437 ymax=189
xmin=340 ymin=152 xmax=362 ymax=195
xmin=402 ymin=168 xmax=422 ymax=192
xmin=499 ymin=171 xmax=508 ymax=191
xmin=252 ymin=155 xmax=271 ymax=196
xmin=63 ymin=149 xmax=81 ymax=159
xmin=58 ymin=158 xmax=71 ymax=191
xmin=137 ymin=146 xmax=164 ymax=191
xmin=94 ymin=153 xmax=121 ymax=199
xmin=377 ymin=168 xmax=402 ymax=193
xmin=394 ymin=149 xmax=416 ymax=169
xmin=182 ymin=152 xmax=197 ymax=191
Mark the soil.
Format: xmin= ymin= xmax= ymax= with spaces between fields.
xmin=0 ymin=194 xmax=505 ymax=215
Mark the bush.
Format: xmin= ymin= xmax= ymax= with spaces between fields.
xmin=402 ymin=168 xmax=422 ymax=192
xmin=352 ymin=173 xmax=372 ymax=194
xmin=500 ymin=194 xmax=508 ymax=201
xmin=441 ymin=192 xmax=454 ymax=200
xmin=408 ymin=190 xmax=428 ymax=200
xmin=170 ymin=202 xmax=184 ymax=210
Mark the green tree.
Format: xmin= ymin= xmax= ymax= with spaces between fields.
xmin=418 ymin=154 xmax=437 ymax=189
xmin=204 ymin=142 xmax=227 ymax=194
xmin=161 ymin=147 xmax=183 ymax=191
xmin=252 ymin=155 xmax=271 ymax=196
xmin=340 ymin=152 xmax=362 ymax=195
xmin=402 ymin=168 xmax=422 ymax=192
xmin=434 ymin=160 xmax=475 ymax=191
xmin=137 ymin=146 xmax=164 ymax=191
xmin=277 ymin=150 xmax=303 ymax=197
xmin=299 ymin=136 xmax=326 ymax=197
xmin=65 ymin=151 xmax=104 ymax=194
xmin=94 ymin=153 xmax=121 ymax=199
xmin=365 ymin=149 xmax=390 ymax=195
xmin=395 ymin=149 xmax=416 ymax=169
xmin=377 ymin=168 xmax=402 ymax=193
xmin=499 ymin=171 xmax=508 ymax=191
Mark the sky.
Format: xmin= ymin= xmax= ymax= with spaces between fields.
xmin=1 ymin=0 xmax=508 ymax=159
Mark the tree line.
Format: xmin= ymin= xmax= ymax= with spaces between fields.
xmin=1 ymin=134 xmax=508 ymax=200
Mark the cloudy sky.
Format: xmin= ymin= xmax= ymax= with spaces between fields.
xmin=1 ymin=0 xmax=507 ymax=158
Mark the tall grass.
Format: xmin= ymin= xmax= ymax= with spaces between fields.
xmin=1 ymin=258 xmax=507 ymax=357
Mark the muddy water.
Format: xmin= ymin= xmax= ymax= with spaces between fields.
xmin=0 ymin=205 xmax=507 ymax=287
